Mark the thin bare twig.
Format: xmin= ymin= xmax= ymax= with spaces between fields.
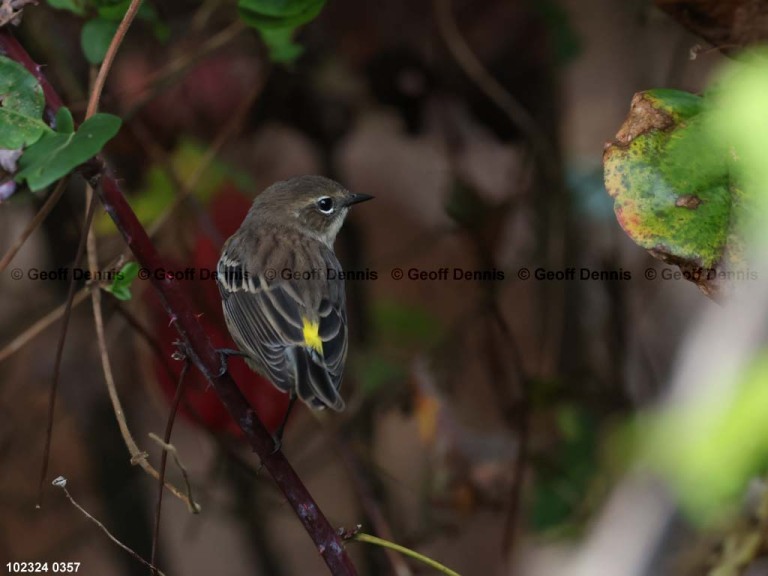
xmin=1 ymin=58 xmax=265 ymax=366
xmin=114 ymin=302 xmax=219 ymax=442
xmin=188 ymin=0 xmax=225 ymax=34
xmin=52 ymin=476 xmax=166 ymax=575
xmin=0 ymin=177 xmax=68 ymax=271
xmin=121 ymin=21 xmax=246 ymax=120
xmin=84 ymin=0 xmax=200 ymax=513
xmin=0 ymin=99 xmax=233 ymax=515
xmin=491 ymin=305 xmax=530 ymax=569
xmin=84 ymin=184 xmax=199 ymax=511
xmin=145 ymin=73 xmax=269 ymax=239
xmin=0 ymin=74 xmax=263 ymax=366
xmin=148 ymin=433 xmax=198 ymax=514
xmin=150 ymin=357 xmax=189 ymax=574
xmin=37 ymin=194 xmax=97 ymax=507
xmin=434 ymin=0 xmax=567 ymax=384
xmin=433 ymin=0 xmax=553 ymax=165
xmin=335 ymin=439 xmax=413 ymax=576
xmin=0 ymin=28 xmax=357 ymax=576
xmin=87 ymin=156 xmax=357 ymax=574
xmin=0 ymin=258 xmax=131 ymax=365
xmin=113 ymin=302 xmax=166 ymax=364
xmin=0 ymin=288 xmax=89 ymax=364
xmin=85 ymin=0 xmax=144 ymax=118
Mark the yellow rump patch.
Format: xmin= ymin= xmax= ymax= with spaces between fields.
xmin=302 ymin=317 xmax=323 ymax=354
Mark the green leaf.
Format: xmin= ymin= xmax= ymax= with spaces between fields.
xmin=707 ymin=49 xmax=768 ymax=245
xmin=239 ymin=0 xmax=325 ymax=30
xmin=258 ymin=28 xmax=304 ymax=62
xmin=95 ymin=0 xmax=160 ymax=21
xmin=603 ymin=89 xmax=745 ymax=296
xmin=81 ymin=18 xmax=120 ymax=65
xmin=0 ymin=58 xmax=45 ymax=119
xmin=0 ymin=113 xmax=50 ymax=151
xmin=151 ymin=18 xmax=170 ymax=42
xmin=54 ymin=107 xmax=75 ymax=134
xmin=46 ymin=0 xmax=87 ymax=16
xmin=239 ymin=0 xmax=323 ymax=17
xmin=105 ymin=262 xmax=139 ymax=300
xmin=95 ymin=0 xmax=131 ymax=19
xmin=0 ymin=56 xmax=50 ymax=149
xmin=238 ymin=0 xmax=325 ymax=62
xmin=16 ymin=112 xmax=122 ymax=191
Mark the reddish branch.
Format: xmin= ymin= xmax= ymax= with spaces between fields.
xmin=0 ymin=29 xmax=358 ymax=576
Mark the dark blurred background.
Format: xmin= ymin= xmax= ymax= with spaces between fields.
xmin=0 ymin=1 xmax=728 ymax=575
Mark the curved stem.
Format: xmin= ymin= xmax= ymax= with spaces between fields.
xmin=351 ymin=533 xmax=462 ymax=576
xmin=0 ymin=28 xmax=358 ymax=576
xmin=86 ymin=0 xmax=144 ymax=118
xmin=150 ymin=358 xmax=189 ymax=574
xmin=37 ymin=192 xmax=97 ymax=506
xmin=0 ymin=177 xmax=68 ymax=272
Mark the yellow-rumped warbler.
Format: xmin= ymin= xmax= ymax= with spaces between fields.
xmin=216 ymin=175 xmax=372 ymax=428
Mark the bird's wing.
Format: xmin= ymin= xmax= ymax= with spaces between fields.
xmin=310 ymin=248 xmax=348 ymax=409
xmin=216 ymin=248 xmax=347 ymax=410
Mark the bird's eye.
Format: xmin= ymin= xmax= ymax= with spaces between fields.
xmin=317 ymin=196 xmax=334 ymax=214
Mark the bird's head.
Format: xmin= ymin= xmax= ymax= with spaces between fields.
xmin=250 ymin=175 xmax=373 ymax=246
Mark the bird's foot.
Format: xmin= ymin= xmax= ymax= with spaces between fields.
xmin=215 ymin=348 xmax=248 ymax=376
xmin=270 ymin=396 xmax=296 ymax=454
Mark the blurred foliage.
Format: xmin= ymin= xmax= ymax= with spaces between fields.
xmin=445 ymin=180 xmax=495 ymax=233
xmin=46 ymin=0 xmax=166 ymax=64
xmin=645 ymin=350 xmax=768 ymax=523
xmin=354 ymin=301 xmax=443 ymax=398
xmin=237 ymin=0 xmax=326 ymax=62
xmin=46 ymin=0 xmax=87 ymax=15
xmin=355 ymin=353 xmax=404 ymax=397
xmin=606 ymin=49 xmax=768 ymax=525
xmin=532 ymin=0 xmax=581 ymax=64
xmin=105 ymin=261 xmax=139 ymax=300
xmin=711 ymin=529 xmax=762 ymax=576
xmin=708 ymin=49 xmax=768 ymax=241
xmin=80 ymin=17 xmax=119 ymax=64
xmin=531 ymin=404 xmax=600 ymax=534
xmin=95 ymin=140 xmax=252 ymax=234
xmin=9 ymin=0 xmax=768 ymax=571
xmin=372 ymin=300 xmax=443 ymax=349
xmin=48 ymin=0 xmax=324 ymax=64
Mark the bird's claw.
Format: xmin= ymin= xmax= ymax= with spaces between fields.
xmin=215 ymin=348 xmax=247 ymax=377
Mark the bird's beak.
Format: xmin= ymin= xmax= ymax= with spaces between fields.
xmin=345 ymin=193 xmax=374 ymax=206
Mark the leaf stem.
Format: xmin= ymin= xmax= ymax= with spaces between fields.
xmin=351 ymin=533 xmax=462 ymax=576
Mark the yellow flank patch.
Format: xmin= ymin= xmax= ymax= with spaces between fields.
xmin=302 ymin=317 xmax=323 ymax=354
